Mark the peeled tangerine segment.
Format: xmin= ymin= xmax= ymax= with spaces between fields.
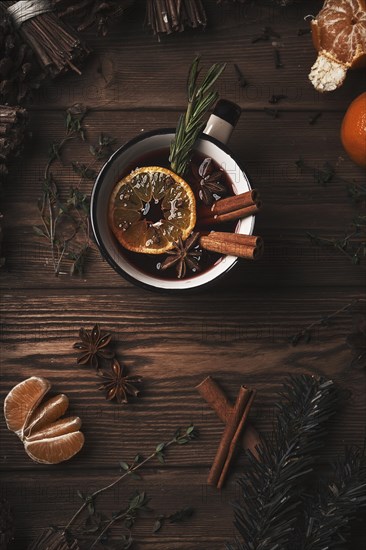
xmin=26 ymin=416 xmax=82 ymax=442
xmin=24 ymin=431 xmax=85 ymax=465
xmin=4 ymin=376 xmax=51 ymax=437
xmin=24 ymin=394 xmax=69 ymax=438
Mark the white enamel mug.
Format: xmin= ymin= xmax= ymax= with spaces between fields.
xmin=90 ymin=100 xmax=255 ymax=292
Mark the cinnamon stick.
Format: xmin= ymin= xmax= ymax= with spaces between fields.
xmin=212 ymin=190 xmax=259 ymax=216
xmin=207 ymin=386 xmax=252 ymax=486
xmin=196 ymin=376 xmax=260 ymax=455
xmin=217 ymin=390 xmax=256 ymax=489
xmin=203 ymin=202 xmax=262 ymax=225
xmin=196 ymin=375 xmax=233 ymax=423
xmin=200 ymin=232 xmax=263 ymax=260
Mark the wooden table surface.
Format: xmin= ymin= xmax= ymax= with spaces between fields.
xmin=1 ymin=1 xmax=365 ymax=548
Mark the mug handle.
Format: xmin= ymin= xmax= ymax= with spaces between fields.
xmin=203 ymin=99 xmax=242 ymax=146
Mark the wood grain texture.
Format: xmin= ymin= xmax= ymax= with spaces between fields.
xmin=0 ymin=0 xmax=365 ymax=548
xmin=30 ymin=0 xmax=366 ymax=111
xmin=1 ymin=288 xmax=365 ymax=472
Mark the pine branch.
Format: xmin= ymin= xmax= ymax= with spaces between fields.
xmin=227 ymin=375 xmax=338 ymax=550
xmin=169 ymin=57 xmax=226 ymax=177
xmin=299 ymin=446 xmax=366 ymax=550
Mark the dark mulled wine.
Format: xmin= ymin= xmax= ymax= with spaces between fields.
xmin=108 ymin=148 xmax=236 ymax=280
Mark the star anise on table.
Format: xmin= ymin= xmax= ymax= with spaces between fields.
xmin=161 ymin=232 xmax=201 ymax=279
xmin=98 ymin=359 xmax=142 ymax=404
xmin=73 ymin=324 xmax=114 ymax=369
xmin=192 ymin=157 xmax=227 ymax=206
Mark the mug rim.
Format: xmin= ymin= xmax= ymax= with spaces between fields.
xmin=90 ymin=127 xmax=254 ymax=293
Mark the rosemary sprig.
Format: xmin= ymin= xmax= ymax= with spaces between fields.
xmin=169 ymin=57 xmax=226 ymax=177
xmin=227 ymin=375 xmax=338 ymax=550
xmin=299 ymin=446 xmax=366 ymax=550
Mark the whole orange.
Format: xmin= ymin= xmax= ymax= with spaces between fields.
xmin=341 ymin=92 xmax=366 ymax=168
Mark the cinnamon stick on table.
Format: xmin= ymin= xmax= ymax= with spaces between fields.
xmin=196 ymin=376 xmax=260 ymax=456
xmin=207 ymin=385 xmax=253 ymax=487
xmin=217 ymin=390 xmax=256 ymax=489
xmin=200 ymin=232 xmax=263 ymax=260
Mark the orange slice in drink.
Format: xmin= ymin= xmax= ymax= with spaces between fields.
xmin=109 ymin=166 xmax=196 ymax=254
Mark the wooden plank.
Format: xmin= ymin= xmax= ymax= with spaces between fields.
xmin=29 ymin=0 xmax=366 ymax=111
xmin=1 ymin=110 xmax=365 ymax=289
xmin=2 ymin=468 xmax=363 ymax=550
xmin=1 ymin=288 xmax=365 ymax=471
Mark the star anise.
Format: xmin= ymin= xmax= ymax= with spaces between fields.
xmin=73 ymin=324 xmax=114 ymax=369
xmin=192 ymin=157 xmax=227 ymax=206
xmin=98 ymin=359 xmax=142 ymax=404
xmin=161 ymin=232 xmax=201 ymax=279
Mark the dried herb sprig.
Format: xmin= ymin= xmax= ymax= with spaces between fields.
xmin=290 ymin=299 xmax=362 ymax=346
xmin=227 ymin=375 xmax=338 ymax=550
xmin=153 ymin=506 xmax=195 ymax=533
xmin=35 ymin=106 xmax=117 ymax=277
xmin=62 ymin=425 xmax=198 ymax=534
xmin=169 ymin=57 xmax=226 ymax=177
xmin=299 ymin=446 xmax=366 ymax=550
xmin=88 ymin=491 xmax=149 ymax=550
xmin=307 ymin=222 xmax=366 ymax=266
xmin=34 ymin=104 xmax=91 ymax=277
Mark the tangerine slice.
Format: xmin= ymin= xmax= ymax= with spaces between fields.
xmin=26 ymin=416 xmax=82 ymax=442
xmin=4 ymin=376 xmax=51 ymax=438
xmin=109 ymin=166 xmax=196 ymax=254
xmin=4 ymin=377 xmax=84 ymax=464
xmin=24 ymin=431 xmax=85 ymax=465
xmin=309 ymin=0 xmax=366 ymax=92
xmin=24 ymin=394 xmax=69 ymax=438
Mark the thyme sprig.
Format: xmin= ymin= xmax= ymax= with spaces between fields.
xmin=169 ymin=57 xmax=226 ymax=177
xmin=290 ymin=299 xmax=363 ymax=346
xmin=34 ymin=105 xmax=117 ymax=276
xmin=89 ymin=491 xmax=150 ymax=549
xmin=307 ymin=217 xmax=366 ymax=265
xmin=63 ymin=425 xmax=198 ymax=535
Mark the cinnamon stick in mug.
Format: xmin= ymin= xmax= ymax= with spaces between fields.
xmin=212 ymin=190 xmax=259 ymax=216
xmin=200 ymin=232 xmax=263 ymax=260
